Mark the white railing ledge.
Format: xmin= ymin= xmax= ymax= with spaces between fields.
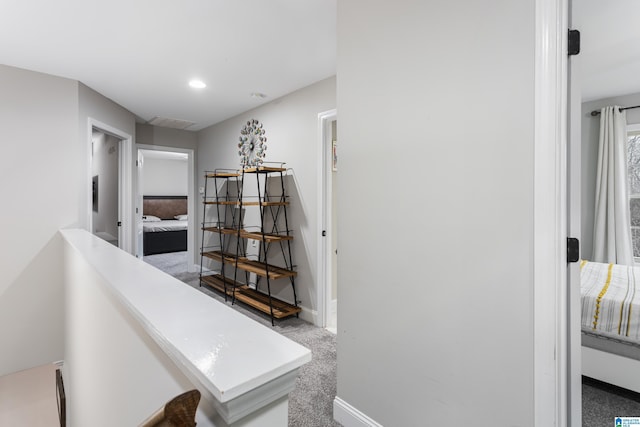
xmin=60 ymin=229 xmax=311 ymax=424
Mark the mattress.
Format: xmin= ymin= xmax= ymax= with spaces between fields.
xmin=143 ymin=220 xmax=187 ymax=233
xmin=581 ymin=260 xmax=640 ymax=342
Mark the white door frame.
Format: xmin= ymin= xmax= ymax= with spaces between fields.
xmin=87 ymin=118 xmax=133 ymax=254
xmin=317 ymin=109 xmax=337 ymax=328
xmin=534 ymin=0 xmax=574 ymax=425
xmin=567 ymin=0 xmax=582 ymax=424
xmin=137 ymin=144 xmax=197 ymax=271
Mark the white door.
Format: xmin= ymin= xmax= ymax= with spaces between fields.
xmin=328 ymin=120 xmax=338 ymax=332
xmin=318 ymin=109 xmax=337 ymax=330
xmin=136 ymin=150 xmax=144 ymax=258
xmin=91 ymin=130 xmax=121 ymax=248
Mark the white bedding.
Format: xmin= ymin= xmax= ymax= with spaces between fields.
xmin=143 ymin=219 xmax=187 ymax=233
xmin=581 ymin=260 xmax=640 ymax=341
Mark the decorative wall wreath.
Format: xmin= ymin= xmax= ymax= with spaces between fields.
xmin=238 ymin=119 xmax=267 ymax=167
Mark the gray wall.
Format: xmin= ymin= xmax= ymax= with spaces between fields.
xmin=197 ymin=76 xmax=336 ymax=322
xmin=0 ymin=65 xmax=78 ymax=375
xmin=0 ymin=65 xmax=138 ymax=376
xmin=336 ymin=1 xmax=535 ymax=425
xmin=136 ymin=124 xmax=198 ymax=151
xmin=581 ymin=92 xmax=640 ymax=259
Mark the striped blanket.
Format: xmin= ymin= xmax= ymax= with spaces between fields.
xmin=581 ymin=260 xmax=640 ymax=341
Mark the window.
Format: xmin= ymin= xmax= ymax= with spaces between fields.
xmin=628 ymin=125 xmax=640 ymax=258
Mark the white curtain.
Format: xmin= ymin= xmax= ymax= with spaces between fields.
xmin=593 ymin=106 xmax=635 ymax=265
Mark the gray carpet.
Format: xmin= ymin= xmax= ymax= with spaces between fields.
xmin=143 ymin=251 xmax=340 ymax=427
xmin=583 ymin=377 xmax=640 ymax=426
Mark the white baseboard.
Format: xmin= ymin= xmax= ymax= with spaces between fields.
xmin=333 ymin=397 xmax=383 ymax=427
xmin=298 ymin=306 xmax=317 ymax=325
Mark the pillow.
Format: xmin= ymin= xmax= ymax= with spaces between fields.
xmin=174 ymin=214 xmax=188 ymax=221
xmin=142 ymin=215 xmax=161 ymax=222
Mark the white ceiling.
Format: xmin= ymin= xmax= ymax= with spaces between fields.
xmin=0 ymin=0 xmax=336 ymax=131
xmin=1 ymin=1 xmax=636 ymax=121
xmin=575 ymin=1 xmax=640 ymax=102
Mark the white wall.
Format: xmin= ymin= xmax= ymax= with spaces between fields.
xmin=0 ymin=65 xmax=78 ymax=376
xmin=197 ymin=77 xmax=336 ymax=322
xmin=336 ymin=1 xmax=535 ymax=425
xmin=0 ymin=65 xmax=138 ymax=377
xmin=142 ymin=157 xmax=188 ymax=196
xmin=581 ymin=92 xmax=640 ymax=259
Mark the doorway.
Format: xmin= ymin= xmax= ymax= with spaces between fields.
xmin=91 ymin=130 xmax=120 ymax=247
xmin=571 ymin=2 xmax=640 ymax=425
xmin=136 ymin=144 xmax=196 ymax=271
xmin=318 ymin=109 xmax=338 ymax=332
xmin=88 ymin=119 xmax=133 ymax=253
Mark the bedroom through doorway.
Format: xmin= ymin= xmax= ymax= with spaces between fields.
xmin=137 ymin=146 xmax=196 ymax=272
xmin=571 ymin=2 xmax=640 ymax=425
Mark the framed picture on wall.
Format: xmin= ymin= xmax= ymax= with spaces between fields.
xmin=92 ymin=175 xmax=99 ymax=212
xmin=332 ymin=140 xmax=337 ymax=172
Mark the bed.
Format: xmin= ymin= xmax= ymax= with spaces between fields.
xmin=580 ymin=260 xmax=640 ymax=392
xmin=143 ymin=196 xmax=188 ymax=256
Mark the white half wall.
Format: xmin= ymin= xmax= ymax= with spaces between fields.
xmin=196 ymin=76 xmax=336 ymax=323
xmin=62 ymin=229 xmax=310 ymax=426
xmin=63 ymin=233 xmax=217 ymax=426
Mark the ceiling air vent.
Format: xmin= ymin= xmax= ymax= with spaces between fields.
xmin=147 ymin=116 xmax=196 ymax=130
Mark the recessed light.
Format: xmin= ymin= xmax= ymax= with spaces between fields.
xmin=189 ymin=80 xmax=206 ymax=89
xmin=250 ymin=92 xmax=267 ymax=99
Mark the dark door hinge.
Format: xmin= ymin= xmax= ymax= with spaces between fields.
xmin=117 ymin=221 xmax=122 ymax=227
xmin=567 ymin=237 xmax=580 ymax=263
xmin=322 ymin=230 xmax=326 ymax=237
xmin=568 ymin=29 xmax=580 ymax=56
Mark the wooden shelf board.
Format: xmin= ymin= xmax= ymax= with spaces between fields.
xmin=203 ymin=200 xmax=288 ymax=207
xmin=201 ymin=275 xmax=300 ymax=319
xmin=200 ymin=274 xmax=242 ymax=291
xmin=202 ymin=226 xmax=292 ymax=242
xmin=203 ymin=200 xmax=239 ymax=205
xmin=241 ymin=201 xmax=289 ymax=207
xmin=203 ymin=228 xmax=292 ymax=242
xmin=236 ymin=259 xmax=297 ymax=279
xmin=201 ymin=250 xmax=237 ymax=263
xmin=240 ymin=230 xmax=293 ymax=242
xmin=205 ymin=172 xmax=240 ymax=178
xmin=202 ymin=226 xmax=238 ymax=235
xmin=201 ymin=251 xmax=296 ymax=279
xmin=243 ymin=166 xmax=286 ymax=173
